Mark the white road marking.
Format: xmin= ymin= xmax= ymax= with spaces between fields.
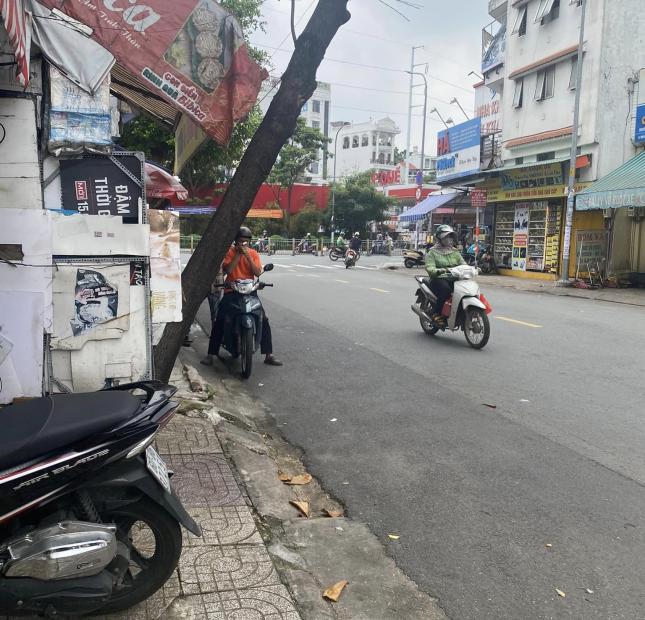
xmin=370 ymin=287 xmax=390 ymax=293
xmin=356 ymin=265 xmax=378 ymax=271
xmin=335 ymin=279 xmax=350 ymax=284
xmin=495 ymin=316 xmax=542 ymax=328
xmin=313 ymin=264 xmax=336 ymax=269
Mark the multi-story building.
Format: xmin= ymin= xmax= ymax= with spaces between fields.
xmin=474 ymin=0 xmax=645 ymax=278
xmin=259 ymin=79 xmax=331 ymax=182
xmin=332 ymin=117 xmax=401 ymax=180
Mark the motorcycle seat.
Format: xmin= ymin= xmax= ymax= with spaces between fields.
xmin=0 ymin=391 xmax=142 ymax=471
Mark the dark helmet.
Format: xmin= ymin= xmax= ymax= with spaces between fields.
xmin=236 ymin=226 xmax=253 ymax=240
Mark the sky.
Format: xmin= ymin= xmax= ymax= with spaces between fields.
xmin=250 ymin=0 xmax=492 ymax=157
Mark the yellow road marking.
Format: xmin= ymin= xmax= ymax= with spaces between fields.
xmin=370 ymin=287 xmax=390 ymax=293
xmin=335 ymin=279 xmax=349 ymax=284
xmin=495 ymin=316 xmax=542 ymax=328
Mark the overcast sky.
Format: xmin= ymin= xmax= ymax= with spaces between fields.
xmin=251 ymin=0 xmax=491 ymax=156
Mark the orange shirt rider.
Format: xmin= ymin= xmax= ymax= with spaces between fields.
xmin=223 ymin=234 xmax=262 ymax=291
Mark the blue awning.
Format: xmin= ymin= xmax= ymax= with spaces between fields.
xmin=399 ymin=192 xmax=459 ymax=222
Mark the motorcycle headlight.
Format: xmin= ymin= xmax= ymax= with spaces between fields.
xmin=233 ymin=280 xmax=255 ymax=294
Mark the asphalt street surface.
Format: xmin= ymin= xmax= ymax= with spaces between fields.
xmin=203 ymin=252 xmax=645 ymax=620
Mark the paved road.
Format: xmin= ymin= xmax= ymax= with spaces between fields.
xmin=200 ymin=253 xmax=645 ymax=619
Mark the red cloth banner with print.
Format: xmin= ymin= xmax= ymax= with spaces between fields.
xmin=39 ymin=0 xmax=266 ymax=144
xmin=0 ymin=0 xmax=31 ymax=86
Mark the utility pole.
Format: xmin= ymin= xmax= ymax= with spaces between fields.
xmin=405 ymin=46 xmax=423 ymax=185
xmin=559 ymin=0 xmax=587 ymax=285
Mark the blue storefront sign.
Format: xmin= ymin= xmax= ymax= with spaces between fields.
xmin=436 ymin=118 xmax=481 ymax=183
xmin=635 ymin=104 xmax=645 ymax=144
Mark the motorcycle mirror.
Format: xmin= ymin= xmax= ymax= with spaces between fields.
xmin=263 ymin=263 xmax=274 ymax=272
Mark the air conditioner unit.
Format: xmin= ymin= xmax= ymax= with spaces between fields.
xmin=627 ymin=206 xmax=636 ymax=217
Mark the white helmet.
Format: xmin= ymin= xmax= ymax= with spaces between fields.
xmin=353 ymin=232 xmax=359 ymax=237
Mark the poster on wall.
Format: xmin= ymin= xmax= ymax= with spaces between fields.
xmin=149 ymin=210 xmax=182 ymax=323
xmin=59 ymin=155 xmax=144 ymax=223
xmin=512 ymin=204 xmax=529 ymax=271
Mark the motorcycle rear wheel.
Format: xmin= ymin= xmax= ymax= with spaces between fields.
xmin=404 ymin=258 xmax=416 ymax=269
xmin=92 ymin=498 xmax=182 ymax=615
xmin=240 ymin=327 xmax=254 ymax=379
xmin=464 ymin=307 xmax=490 ymax=350
xmin=329 ymin=251 xmax=340 ymax=262
xmin=420 ymin=315 xmax=439 ymax=335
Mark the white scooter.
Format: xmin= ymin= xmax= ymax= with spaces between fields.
xmin=411 ymin=265 xmax=492 ymax=349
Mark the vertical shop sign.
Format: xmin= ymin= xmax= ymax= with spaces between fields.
xmin=512 ymin=204 xmax=529 ymax=271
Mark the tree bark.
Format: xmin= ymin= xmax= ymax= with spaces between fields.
xmin=154 ymin=0 xmax=351 ymax=382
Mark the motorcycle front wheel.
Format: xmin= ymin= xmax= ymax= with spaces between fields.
xmin=464 ymin=307 xmax=490 ymax=350
xmin=240 ymin=327 xmax=254 ymax=379
xmin=93 ymin=497 xmax=182 ymax=615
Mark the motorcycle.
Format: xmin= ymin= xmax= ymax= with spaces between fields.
xmin=329 ymin=246 xmax=346 ymax=261
xmin=403 ymin=247 xmax=427 ymax=269
xmin=253 ymin=239 xmax=274 ymax=255
xmin=219 ymin=264 xmax=274 ymax=379
xmin=0 ymin=381 xmax=200 ymax=617
xmin=344 ymin=248 xmax=359 ymax=269
xmin=369 ymin=240 xmax=391 ymax=256
xmin=463 ymin=243 xmax=496 ymax=274
xmin=411 ymin=265 xmax=492 ymax=349
xmin=292 ymin=240 xmax=317 ymax=256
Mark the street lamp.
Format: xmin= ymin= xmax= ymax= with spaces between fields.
xmin=331 ymin=121 xmax=351 ymax=246
xmin=406 ymin=70 xmax=428 ymax=185
xmin=468 ymin=70 xmax=483 ymax=81
xmin=430 ymin=107 xmax=450 ymax=130
xmin=449 ymin=97 xmax=470 ymax=120
xmin=446 ymin=117 xmax=455 ymax=126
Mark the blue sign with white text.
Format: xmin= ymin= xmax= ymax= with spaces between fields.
xmin=635 ymin=104 xmax=645 ymax=144
xmin=436 ymin=118 xmax=481 ymax=182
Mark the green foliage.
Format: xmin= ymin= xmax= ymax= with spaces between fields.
xmin=269 ymin=118 xmax=330 ymax=195
xmin=326 ymin=173 xmax=390 ymax=236
xmin=120 ymin=117 xmax=175 ymax=169
xmin=289 ymin=206 xmax=324 ymax=238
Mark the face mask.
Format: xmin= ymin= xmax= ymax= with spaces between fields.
xmin=440 ymin=236 xmax=454 ymax=247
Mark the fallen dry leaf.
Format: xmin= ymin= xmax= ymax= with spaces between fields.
xmin=323 ymin=580 xmax=349 ymax=602
xmin=278 ymin=472 xmax=291 ymax=482
xmin=545 ymin=543 xmax=553 ymax=549
xmin=290 ymin=500 xmax=310 ymax=518
xmin=388 ymin=534 xmax=400 ymax=540
xmin=483 ymin=403 xmax=497 ymax=409
xmin=586 ymin=588 xmax=594 ymax=595
xmin=555 ymin=588 xmax=566 ymax=598
xmin=324 ymin=508 xmax=344 ymax=518
xmin=285 ymin=473 xmax=313 ymax=486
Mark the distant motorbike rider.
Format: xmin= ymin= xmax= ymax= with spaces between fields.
xmin=202 ymin=227 xmax=282 ymax=367
xmin=258 ymin=230 xmax=269 ymax=252
xmin=349 ymin=232 xmax=361 ymax=253
xmin=336 ymin=233 xmax=347 ymax=251
xmin=425 ymin=225 xmax=466 ymax=324
xmin=302 ymin=232 xmax=313 ymax=252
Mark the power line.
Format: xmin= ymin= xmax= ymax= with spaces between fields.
xmin=332 ymin=103 xmax=444 ymax=124
xmin=255 ymin=44 xmax=474 ymax=94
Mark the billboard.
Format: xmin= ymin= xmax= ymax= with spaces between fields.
xmin=436 ymin=118 xmax=481 ymax=183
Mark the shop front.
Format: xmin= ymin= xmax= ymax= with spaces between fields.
xmin=480 ymin=161 xmax=590 ymax=278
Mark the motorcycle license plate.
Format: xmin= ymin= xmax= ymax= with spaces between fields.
xmin=145 ymin=446 xmax=171 ymax=493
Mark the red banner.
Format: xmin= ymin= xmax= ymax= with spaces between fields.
xmin=0 ymin=0 xmax=30 ymax=86
xmin=39 ymin=0 xmax=266 ymax=145
xmin=470 ymin=189 xmax=487 ymax=208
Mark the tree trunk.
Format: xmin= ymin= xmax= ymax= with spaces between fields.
xmin=154 ymin=0 xmax=351 ymax=382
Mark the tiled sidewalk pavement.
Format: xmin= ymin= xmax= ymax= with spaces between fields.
xmin=100 ymin=368 xmax=301 ymax=620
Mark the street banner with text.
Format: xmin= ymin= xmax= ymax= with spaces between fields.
xmin=40 ymin=0 xmax=266 ymax=145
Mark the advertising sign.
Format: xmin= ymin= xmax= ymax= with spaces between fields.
xmin=470 ymin=189 xmax=487 ymax=208
xmin=481 ymin=25 xmax=506 ymax=74
xmin=175 ymin=113 xmax=208 ymax=173
xmin=60 ymin=155 xmax=144 ymax=223
xmin=40 ymin=0 xmax=266 ymax=145
xmin=474 ymin=83 xmax=501 ymax=136
xmin=512 ymin=204 xmax=529 ymax=271
xmin=436 ymin=118 xmax=481 ymax=183
xmin=635 ymin=104 xmax=645 ymax=144
xmin=371 ymin=168 xmax=401 ymax=186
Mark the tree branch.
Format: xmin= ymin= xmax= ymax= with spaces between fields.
xmin=154 ymin=0 xmax=351 ymax=382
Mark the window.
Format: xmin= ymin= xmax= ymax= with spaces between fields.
xmin=535 ymin=66 xmax=555 ymax=100
xmin=535 ymin=0 xmax=559 ymax=23
xmin=312 ymin=120 xmax=320 ymax=130
xmin=343 ymin=136 xmax=350 ymax=149
xmin=378 ymin=153 xmax=385 ymax=164
xmin=570 ymin=0 xmax=582 ymax=6
xmin=352 ymin=135 xmax=359 ymax=148
xmin=537 ymin=151 xmax=556 ymax=161
xmin=386 ymin=153 xmax=391 ymax=164
xmin=361 ymin=134 xmax=369 ymax=147
xmin=513 ymin=78 xmax=524 ymax=108
xmin=312 ymin=100 xmax=321 ymax=113
xmin=309 ymin=161 xmax=319 ymax=175
xmin=515 ymin=157 xmax=524 ymax=165
xmin=512 ymin=6 xmax=527 ymax=36
xmin=372 ymin=151 xmax=376 ymax=162
xmin=568 ymin=56 xmax=578 ymax=90
xmin=372 ymin=134 xmax=377 ymax=146
xmin=301 ymin=102 xmax=308 ymax=112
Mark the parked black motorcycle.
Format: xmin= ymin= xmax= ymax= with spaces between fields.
xmin=463 ymin=243 xmax=496 ymax=274
xmin=403 ymin=247 xmax=428 ymax=268
xmin=0 ymin=382 xmax=200 ymax=617
xmin=218 ymin=264 xmax=274 ymax=379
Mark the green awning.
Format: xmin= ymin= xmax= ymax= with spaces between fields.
xmin=577 ymin=151 xmax=645 ymax=211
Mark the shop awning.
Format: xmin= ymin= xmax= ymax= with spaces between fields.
xmin=399 ymin=192 xmax=458 ymax=222
xmin=576 ymin=151 xmax=645 ymax=211
xmin=145 ymin=163 xmax=188 ymax=202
